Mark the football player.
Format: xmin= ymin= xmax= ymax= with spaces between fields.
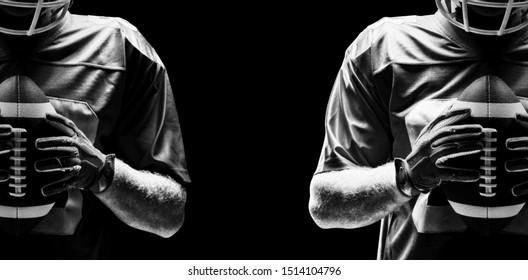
xmin=309 ymin=0 xmax=528 ymax=259
xmin=0 ymin=0 xmax=189 ymax=258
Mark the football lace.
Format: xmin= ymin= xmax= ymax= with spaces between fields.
xmin=480 ymin=128 xmax=498 ymax=197
xmin=9 ymin=128 xmax=27 ymax=197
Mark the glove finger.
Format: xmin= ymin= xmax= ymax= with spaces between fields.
xmin=505 ymin=157 xmax=528 ymax=173
xmin=36 ymin=146 xmax=79 ymax=163
xmin=40 ymin=170 xmax=79 ymax=197
xmin=416 ymin=109 xmax=469 ymax=140
xmin=34 ymin=138 xmax=80 ymax=172
xmin=35 ymin=157 xmax=81 ymax=173
xmin=512 ymin=181 xmax=528 ymax=197
xmin=431 ymin=124 xmax=483 ymax=148
xmin=35 ymin=136 xmax=76 ymax=150
xmin=505 ymin=137 xmax=528 ymax=151
xmin=436 ymin=168 xmax=481 ymax=183
xmin=0 ymin=124 xmax=13 ymax=130
xmin=428 ymin=108 xmax=472 ymax=131
xmin=432 ymin=141 xmax=483 ymax=163
xmin=0 ymin=124 xmax=12 ymax=138
xmin=433 ymin=143 xmax=482 ymax=183
xmin=44 ymin=113 xmax=77 ymax=137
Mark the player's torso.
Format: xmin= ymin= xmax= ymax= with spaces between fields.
xmin=0 ymin=13 xmax=142 ymax=258
xmin=363 ymin=14 xmax=528 ymax=259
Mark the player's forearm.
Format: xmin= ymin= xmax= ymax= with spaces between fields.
xmin=309 ymin=162 xmax=411 ymax=229
xmin=95 ymin=159 xmax=187 ymax=238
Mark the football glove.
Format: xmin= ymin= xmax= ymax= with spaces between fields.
xmin=507 ymin=113 xmax=528 ymax=197
xmin=35 ymin=113 xmax=115 ymax=197
xmin=395 ymin=108 xmax=483 ymax=197
xmin=0 ymin=124 xmax=12 ymax=183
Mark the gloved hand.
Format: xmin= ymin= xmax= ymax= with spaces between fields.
xmin=395 ymin=108 xmax=483 ymax=197
xmin=35 ymin=113 xmax=115 ymax=197
xmin=507 ymin=113 xmax=528 ymax=197
xmin=0 ymin=124 xmax=12 ymax=183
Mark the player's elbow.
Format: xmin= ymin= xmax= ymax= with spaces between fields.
xmin=144 ymin=206 xmax=185 ymax=238
xmin=145 ymin=188 xmax=187 ymax=238
xmin=309 ymin=200 xmax=333 ymax=229
xmin=309 ymin=194 xmax=347 ymax=229
xmin=308 ymin=174 xmax=373 ymax=229
xmin=156 ymin=209 xmax=185 ymax=238
xmin=158 ymin=193 xmax=187 ymax=238
xmin=308 ymin=176 xmax=343 ymax=229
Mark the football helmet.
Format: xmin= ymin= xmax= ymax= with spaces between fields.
xmin=436 ymin=0 xmax=528 ymax=36
xmin=0 ymin=0 xmax=71 ymax=36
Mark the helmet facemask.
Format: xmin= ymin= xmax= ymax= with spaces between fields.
xmin=0 ymin=0 xmax=71 ymax=36
xmin=436 ymin=0 xmax=528 ymax=36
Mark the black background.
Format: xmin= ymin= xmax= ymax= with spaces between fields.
xmin=68 ymin=2 xmax=435 ymax=259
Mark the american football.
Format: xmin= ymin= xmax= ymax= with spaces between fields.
xmin=0 ymin=75 xmax=65 ymax=236
xmin=441 ymin=75 xmax=528 ymax=236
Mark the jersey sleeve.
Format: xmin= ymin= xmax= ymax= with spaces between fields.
xmin=315 ymin=42 xmax=393 ymax=174
xmin=112 ymin=48 xmax=191 ymax=185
